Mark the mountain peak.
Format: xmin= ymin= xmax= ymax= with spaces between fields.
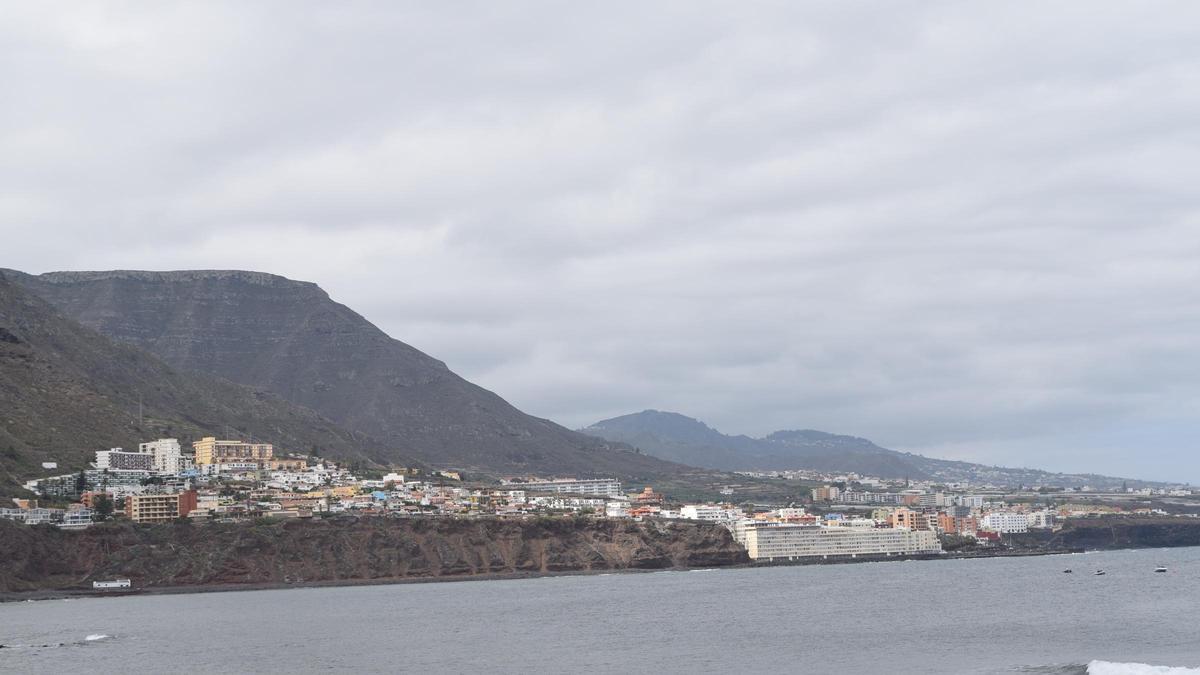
xmin=585 ymin=410 xmax=720 ymax=440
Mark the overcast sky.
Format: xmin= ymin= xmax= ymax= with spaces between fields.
xmin=3 ymin=2 xmax=1199 ymax=482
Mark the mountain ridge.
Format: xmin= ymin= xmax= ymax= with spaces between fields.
xmin=582 ymin=410 xmax=1164 ymax=489
xmin=3 ymin=268 xmax=689 ymax=483
xmin=0 ymin=272 xmax=398 ymax=492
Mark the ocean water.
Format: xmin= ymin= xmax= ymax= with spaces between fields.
xmin=4 ymin=546 xmax=1200 ymax=674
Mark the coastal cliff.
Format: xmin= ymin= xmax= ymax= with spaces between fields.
xmin=1007 ymin=517 xmax=1200 ymax=551
xmin=0 ymin=517 xmax=748 ymax=594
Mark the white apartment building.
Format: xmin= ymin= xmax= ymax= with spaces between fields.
xmin=504 ymin=478 xmax=622 ymax=497
xmin=980 ymin=511 xmax=1029 ymax=533
xmin=59 ymin=508 xmax=94 ymax=529
xmin=0 ymin=507 xmax=27 ymax=523
xmin=24 ymin=508 xmax=66 ymax=525
xmin=736 ymin=522 xmax=942 ymax=561
xmin=679 ymin=504 xmax=743 ymax=523
xmin=527 ymin=496 xmax=608 ymax=512
xmin=85 ymin=469 xmax=150 ymax=497
xmin=606 ymin=500 xmax=631 ymax=518
xmin=826 ymin=518 xmax=877 ymax=528
xmin=138 ymin=438 xmax=187 ymax=474
xmin=955 ymin=495 xmax=985 ymax=509
xmin=497 ymin=490 xmax=526 ymax=504
xmin=202 ymin=462 xmax=261 ymax=475
xmin=1027 ymin=510 xmax=1056 ymax=529
xmin=95 ymin=448 xmax=154 ymax=472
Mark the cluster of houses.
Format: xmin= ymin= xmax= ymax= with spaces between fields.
xmin=2 ymin=438 xmax=1188 ymax=566
xmin=5 ymin=437 xmax=684 ymax=527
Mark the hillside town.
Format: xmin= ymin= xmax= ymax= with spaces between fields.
xmin=5 ymin=436 xmax=1200 ymax=564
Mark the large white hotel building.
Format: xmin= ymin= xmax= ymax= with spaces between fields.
xmin=502 ymin=478 xmax=623 ymax=497
xmin=733 ymin=521 xmax=942 ymax=562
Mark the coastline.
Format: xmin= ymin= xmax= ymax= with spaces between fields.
xmin=749 ymin=547 xmax=1084 ymax=568
xmin=8 ymin=516 xmax=1198 ymax=605
xmin=0 ymin=545 xmax=1119 ymax=605
xmin=0 ymin=565 xmax=701 ymax=604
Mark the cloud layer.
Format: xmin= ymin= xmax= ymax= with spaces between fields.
xmin=3 ymin=2 xmax=1199 ymax=481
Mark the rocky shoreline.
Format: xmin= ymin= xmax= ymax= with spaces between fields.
xmin=5 ymin=516 xmax=1198 ymax=604
xmin=0 ymin=516 xmax=748 ymax=601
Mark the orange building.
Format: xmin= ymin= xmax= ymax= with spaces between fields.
xmin=126 ymin=490 xmax=198 ymax=523
xmin=631 ymin=487 xmax=665 ymax=504
xmin=79 ymin=491 xmax=110 ymax=508
xmin=889 ymin=508 xmax=930 ymax=530
xmin=936 ymin=513 xmax=978 ymax=535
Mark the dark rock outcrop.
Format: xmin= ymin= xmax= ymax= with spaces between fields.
xmin=1008 ymin=517 xmax=1200 ymax=551
xmin=0 ymin=518 xmax=748 ymax=593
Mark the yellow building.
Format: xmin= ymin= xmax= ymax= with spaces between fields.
xmin=871 ymin=508 xmax=894 ymax=523
xmin=323 ymin=485 xmax=359 ymax=499
xmin=192 ymin=437 xmax=274 ymax=467
xmin=265 ymin=458 xmax=308 ymax=471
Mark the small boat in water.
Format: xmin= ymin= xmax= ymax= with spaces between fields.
xmin=1154 ymin=566 xmax=1168 ymax=573
xmin=1063 ymin=569 xmax=1073 ymax=574
xmin=1094 ymin=570 xmax=1106 ymax=576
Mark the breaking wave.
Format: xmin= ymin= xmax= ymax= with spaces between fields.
xmin=0 ymin=634 xmax=115 ymax=651
xmin=1019 ymin=662 xmax=1200 ymax=675
xmin=1087 ymin=662 xmax=1200 ymax=675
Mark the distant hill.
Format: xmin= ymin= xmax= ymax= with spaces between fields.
xmin=582 ymin=410 xmax=1161 ymax=489
xmin=4 ymin=269 xmax=685 ymax=482
xmin=0 ymin=273 xmax=391 ymax=493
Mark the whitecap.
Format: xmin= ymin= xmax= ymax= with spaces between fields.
xmin=84 ymin=634 xmax=110 ymax=642
xmin=1088 ymin=660 xmax=1200 ymax=674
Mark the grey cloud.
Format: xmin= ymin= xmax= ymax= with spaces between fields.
xmin=2 ymin=1 xmax=1199 ymax=481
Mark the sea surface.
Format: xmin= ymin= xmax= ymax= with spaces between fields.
xmin=4 ymin=546 xmax=1200 ymax=674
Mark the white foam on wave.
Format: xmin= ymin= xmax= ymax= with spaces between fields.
xmin=84 ymin=634 xmax=110 ymax=642
xmin=1088 ymin=661 xmax=1200 ymax=675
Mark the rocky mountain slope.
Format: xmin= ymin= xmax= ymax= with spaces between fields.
xmin=0 ymin=274 xmax=389 ymax=492
xmin=0 ymin=517 xmax=748 ymax=593
xmin=582 ymin=410 xmax=1157 ymax=489
xmin=3 ymin=269 xmax=686 ymax=481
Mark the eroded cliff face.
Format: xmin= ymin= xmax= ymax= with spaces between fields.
xmin=1052 ymin=518 xmax=1200 ymax=549
xmin=0 ymin=518 xmax=748 ymax=593
xmin=1006 ymin=518 xmax=1200 ymax=551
